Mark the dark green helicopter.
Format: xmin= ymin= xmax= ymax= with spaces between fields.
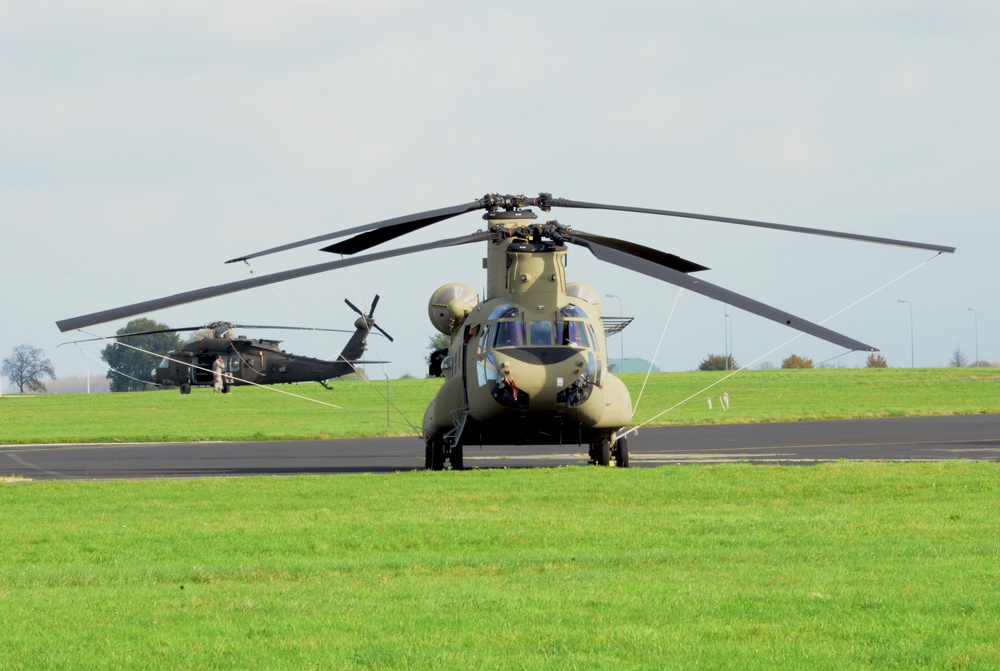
xmin=70 ymin=297 xmax=391 ymax=394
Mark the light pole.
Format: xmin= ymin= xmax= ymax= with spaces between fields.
xmin=897 ymin=299 xmax=913 ymax=368
xmin=84 ymin=362 xmax=90 ymax=394
xmin=968 ymin=307 xmax=979 ymax=366
xmin=605 ymin=293 xmax=624 ymax=370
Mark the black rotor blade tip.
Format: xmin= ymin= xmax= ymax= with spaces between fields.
xmin=345 ymin=298 xmax=363 ymax=316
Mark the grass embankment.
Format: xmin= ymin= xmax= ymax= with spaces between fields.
xmin=2 ymin=463 xmax=999 ymax=669
xmin=1 ymin=368 xmax=998 ymax=445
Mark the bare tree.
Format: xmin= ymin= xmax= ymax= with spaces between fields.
xmin=2 ymin=344 xmax=57 ymax=393
xmin=949 ymin=346 xmax=968 ymax=368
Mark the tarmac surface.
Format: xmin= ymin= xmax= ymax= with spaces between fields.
xmin=4 ymin=414 xmax=999 ymax=481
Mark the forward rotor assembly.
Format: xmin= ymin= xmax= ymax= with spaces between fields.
xmin=57 ymin=192 xmax=955 ymax=353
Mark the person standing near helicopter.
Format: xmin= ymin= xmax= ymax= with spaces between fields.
xmin=212 ymin=356 xmax=226 ymax=394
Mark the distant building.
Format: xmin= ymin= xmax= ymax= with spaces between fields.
xmin=607 ymin=358 xmax=660 ymax=373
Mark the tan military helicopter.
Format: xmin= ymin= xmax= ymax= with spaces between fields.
xmin=57 ymin=193 xmax=954 ymax=469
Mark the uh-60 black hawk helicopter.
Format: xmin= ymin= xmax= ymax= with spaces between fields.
xmin=57 ymin=192 xmax=955 ymax=469
xmin=67 ymin=297 xmax=391 ymax=394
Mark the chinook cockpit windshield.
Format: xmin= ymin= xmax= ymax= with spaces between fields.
xmin=485 ymin=303 xmax=597 ymax=350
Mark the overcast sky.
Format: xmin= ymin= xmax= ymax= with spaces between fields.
xmin=2 ymin=1 xmax=997 ymax=394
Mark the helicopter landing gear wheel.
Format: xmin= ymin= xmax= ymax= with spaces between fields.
xmin=180 ymin=383 xmax=191 ymax=395
xmin=614 ymin=437 xmax=630 ymax=468
xmin=450 ymin=443 xmax=464 ymax=471
xmin=590 ymin=437 xmax=611 ymax=466
xmin=425 ymin=435 xmax=445 ymax=471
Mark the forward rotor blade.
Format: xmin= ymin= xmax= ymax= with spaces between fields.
xmin=564 ymin=229 xmax=709 ymax=274
xmin=547 ymin=196 xmax=956 ymax=254
xmin=369 ymin=294 xmax=380 ymax=315
xmin=58 ymin=231 xmax=491 ymax=332
xmin=226 ymin=199 xmax=489 ymax=264
xmin=575 ymin=236 xmax=878 ymax=351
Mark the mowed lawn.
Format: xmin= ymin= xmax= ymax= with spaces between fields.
xmin=2 ymin=368 xmax=999 ymax=669
xmin=2 ymin=463 xmax=999 ymax=669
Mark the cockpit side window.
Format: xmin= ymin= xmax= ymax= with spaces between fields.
xmin=556 ymin=320 xmax=590 ymax=347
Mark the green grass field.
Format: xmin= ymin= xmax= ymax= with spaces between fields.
xmin=2 ymin=463 xmax=999 ymax=669
xmin=2 ymin=368 xmax=998 ymax=445
xmin=2 ymin=368 xmax=999 ymax=669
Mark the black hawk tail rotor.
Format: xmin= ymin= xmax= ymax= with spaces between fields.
xmin=345 ymin=294 xmax=394 ymax=342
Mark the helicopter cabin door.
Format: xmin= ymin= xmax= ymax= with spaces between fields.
xmin=191 ymin=354 xmax=216 ymax=385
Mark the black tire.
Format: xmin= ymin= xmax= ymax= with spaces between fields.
xmin=180 ymin=383 xmax=191 ymax=395
xmin=450 ymin=444 xmax=464 ymax=471
xmin=614 ymin=437 xmax=630 ymax=468
xmin=426 ymin=435 xmax=445 ymax=471
xmin=597 ymin=437 xmax=611 ymax=466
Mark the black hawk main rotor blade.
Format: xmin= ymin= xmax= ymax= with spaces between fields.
xmin=58 ymin=231 xmax=490 ymax=332
xmin=545 ymin=196 xmax=956 ymax=254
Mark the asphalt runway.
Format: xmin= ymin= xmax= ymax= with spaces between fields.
xmin=4 ymin=414 xmax=999 ymax=481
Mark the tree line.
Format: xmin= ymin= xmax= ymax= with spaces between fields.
xmin=2 ymin=319 xmax=180 ymax=394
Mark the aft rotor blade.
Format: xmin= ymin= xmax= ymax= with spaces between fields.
xmin=573 ymin=236 xmax=878 ymax=351
xmin=226 ymin=199 xmax=489 ymax=264
xmin=57 ymin=231 xmax=491 ymax=332
xmin=547 ymin=196 xmax=956 ymax=254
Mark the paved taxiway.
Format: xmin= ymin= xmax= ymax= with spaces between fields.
xmin=3 ymin=415 xmax=998 ymax=480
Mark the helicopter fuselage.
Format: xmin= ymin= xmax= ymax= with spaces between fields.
xmin=422 ymin=211 xmax=632 ymax=464
xmin=153 ymin=331 xmax=367 ymax=394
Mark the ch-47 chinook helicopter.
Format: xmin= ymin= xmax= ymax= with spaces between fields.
xmin=66 ymin=297 xmax=391 ymax=394
xmin=56 ymin=193 xmax=955 ymax=469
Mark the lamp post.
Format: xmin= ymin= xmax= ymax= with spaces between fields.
xmin=897 ymin=299 xmax=913 ymax=368
xmin=968 ymin=307 xmax=979 ymax=366
xmin=605 ymin=293 xmax=624 ymax=371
